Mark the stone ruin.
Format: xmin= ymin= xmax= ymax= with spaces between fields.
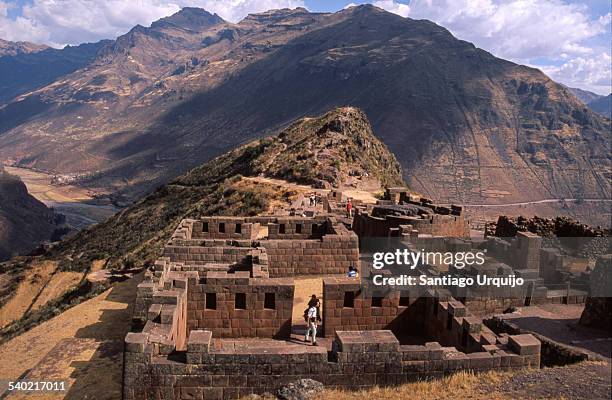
xmin=580 ymin=255 xmax=612 ymax=330
xmin=123 ymin=212 xmax=542 ymax=400
xmin=352 ymin=188 xmax=470 ymax=238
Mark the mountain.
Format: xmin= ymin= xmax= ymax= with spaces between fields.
xmin=568 ymin=87 xmax=603 ymax=105
xmin=0 ymin=39 xmax=48 ymax=56
xmin=0 ymin=167 xmax=65 ymax=261
xmin=37 ymin=107 xmax=401 ymax=272
xmin=0 ymin=5 xmax=609 ymax=222
xmin=0 ymin=39 xmax=109 ymax=103
xmin=0 ymin=108 xmax=400 ymax=332
xmin=587 ymin=94 xmax=611 ymax=119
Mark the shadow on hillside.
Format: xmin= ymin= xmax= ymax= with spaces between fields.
xmin=65 ymin=341 xmax=124 ymax=400
xmin=74 ymin=274 xmax=141 ymax=340
xmin=64 ymin=275 xmax=142 ymax=398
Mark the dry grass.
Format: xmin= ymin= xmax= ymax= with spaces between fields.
xmin=0 ymin=273 xmax=140 ymax=383
xmin=0 ymin=260 xmax=57 ymax=327
xmin=31 ymin=271 xmax=85 ymax=310
xmin=318 ymin=370 xmax=511 ymax=400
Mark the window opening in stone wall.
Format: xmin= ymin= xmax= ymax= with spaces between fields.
xmin=235 ymin=293 xmax=247 ymax=309
xmin=205 ymin=293 xmax=216 ymax=310
xmin=264 ymin=293 xmax=275 ymax=309
xmin=343 ymin=291 xmax=355 ymax=308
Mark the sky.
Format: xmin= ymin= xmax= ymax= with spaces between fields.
xmin=0 ymin=0 xmax=610 ymax=94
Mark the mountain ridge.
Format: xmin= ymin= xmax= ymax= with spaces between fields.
xmin=0 ymin=5 xmax=609 ymax=224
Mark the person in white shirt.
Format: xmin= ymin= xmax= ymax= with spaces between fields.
xmin=304 ymin=306 xmax=318 ymax=346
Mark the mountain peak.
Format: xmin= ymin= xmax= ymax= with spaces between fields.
xmin=150 ymin=7 xmax=225 ymax=31
xmin=0 ymin=38 xmax=48 ymax=57
xmin=175 ymin=107 xmax=404 ymax=189
xmin=242 ymin=7 xmax=314 ymax=24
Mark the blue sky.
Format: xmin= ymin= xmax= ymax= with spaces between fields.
xmin=1 ymin=0 xmax=610 ymax=94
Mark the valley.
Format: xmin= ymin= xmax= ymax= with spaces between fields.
xmin=4 ymin=166 xmax=119 ymax=229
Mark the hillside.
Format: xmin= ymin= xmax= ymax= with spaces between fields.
xmin=0 ymin=167 xmax=64 ymax=261
xmin=0 ymin=5 xmax=609 ymax=222
xmin=587 ymin=94 xmax=612 ymax=119
xmin=47 ymin=107 xmax=402 ymax=271
xmin=568 ymin=87 xmax=603 ymax=105
xmin=0 ymin=107 xmax=402 ymax=336
xmin=0 ymin=40 xmax=109 ymax=103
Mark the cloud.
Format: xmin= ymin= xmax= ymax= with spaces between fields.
xmin=372 ymin=0 xmax=409 ymax=17
xmin=373 ymin=0 xmax=611 ymax=94
xmin=377 ymin=0 xmax=607 ymax=59
xmin=0 ymin=0 xmax=305 ymax=47
xmin=540 ymin=53 xmax=612 ymax=94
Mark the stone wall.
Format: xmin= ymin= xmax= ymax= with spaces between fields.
xmin=266 ymin=217 xmax=329 ymax=239
xmin=353 ymin=211 xmax=470 ymax=238
xmin=123 ymin=328 xmax=540 ymax=400
xmin=322 ymin=277 xmax=422 ymax=338
xmin=191 ymin=217 xmax=259 ymax=240
xmin=322 ymin=279 xmax=506 ymax=353
xmin=262 ymin=233 xmax=359 ymax=276
xmin=186 ymin=271 xmax=294 ymax=338
xmin=163 ymin=245 xmax=255 ymax=265
xmin=580 ymin=255 xmax=612 ymax=330
xmin=163 ymin=216 xmax=360 ymax=277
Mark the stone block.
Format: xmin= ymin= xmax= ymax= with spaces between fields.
xmin=508 ymin=334 xmax=541 ymax=356
xmin=187 ymin=330 xmax=212 ymax=353
xmin=125 ymin=332 xmax=148 ymax=353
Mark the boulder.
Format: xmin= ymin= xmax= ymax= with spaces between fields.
xmin=277 ymin=379 xmax=324 ymax=400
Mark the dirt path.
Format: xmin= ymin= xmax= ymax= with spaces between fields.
xmin=452 ymin=198 xmax=612 ymax=207
xmin=292 ymin=277 xmax=324 ymax=334
xmin=244 ymin=176 xmax=382 ymax=207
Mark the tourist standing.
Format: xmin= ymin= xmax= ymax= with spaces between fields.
xmin=304 ymin=305 xmax=318 ymax=345
xmin=346 ymin=199 xmax=353 ymax=218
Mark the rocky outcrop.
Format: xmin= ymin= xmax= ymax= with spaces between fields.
xmin=0 ymin=39 xmax=48 ymax=57
xmin=276 ymin=379 xmax=324 ymax=400
xmin=580 ymin=255 xmax=612 ymax=331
